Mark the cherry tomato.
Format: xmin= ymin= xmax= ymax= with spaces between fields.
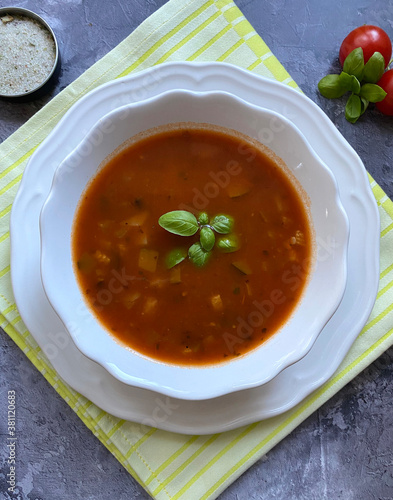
xmin=376 ymin=70 xmax=393 ymax=116
xmin=339 ymin=25 xmax=392 ymax=68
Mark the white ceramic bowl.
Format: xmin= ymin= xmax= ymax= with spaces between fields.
xmin=40 ymin=89 xmax=349 ymax=400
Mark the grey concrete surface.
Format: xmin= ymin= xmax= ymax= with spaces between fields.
xmin=1 ymin=0 xmax=392 ymax=499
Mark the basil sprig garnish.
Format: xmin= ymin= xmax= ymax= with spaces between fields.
xmin=158 ymin=210 xmax=199 ymax=236
xmin=217 ymin=235 xmax=239 ymax=253
xmin=188 ymin=242 xmax=210 ymax=267
xmin=198 ymin=212 xmax=209 ymax=225
xmin=159 ymin=210 xmax=239 ymax=268
xmin=318 ymin=47 xmax=387 ymax=123
xmin=200 ymin=226 xmax=215 ymax=251
xmin=165 ymin=248 xmax=187 ymax=269
xmin=210 ymin=215 xmax=233 ymax=234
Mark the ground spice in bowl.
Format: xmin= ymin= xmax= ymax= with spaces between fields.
xmin=0 ymin=10 xmax=58 ymax=97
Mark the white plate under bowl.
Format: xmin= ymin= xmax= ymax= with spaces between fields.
xmin=40 ymin=89 xmax=348 ymax=400
xmin=10 ymin=62 xmax=379 ymax=433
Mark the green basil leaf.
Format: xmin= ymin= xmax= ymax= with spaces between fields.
xmin=165 ymin=248 xmax=187 ymax=269
xmin=158 ymin=210 xmax=198 ymax=236
xmin=188 ymin=242 xmax=210 ymax=267
xmin=345 ymin=94 xmax=362 ymax=123
xmin=318 ymin=74 xmax=348 ymax=99
xmin=200 ymin=227 xmax=215 ymax=251
xmin=198 ymin=212 xmax=209 ymax=225
xmin=217 ymin=235 xmax=240 ymax=253
xmin=338 ymin=72 xmax=360 ymax=93
xmin=210 ymin=214 xmax=233 ymax=234
xmin=360 ymin=96 xmax=369 ymax=115
xmin=359 ymin=83 xmax=387 ymax=103
xmin=343 ymin=47 xmax=364 ymax=80
xmin=363 ymin=52 xmax=385 ymax=83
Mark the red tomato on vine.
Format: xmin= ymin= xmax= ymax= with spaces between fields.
xmin=339 ymin=25 xmax=392 ymax=68
xmin=376 ymin=70 xmax=393 ymax=115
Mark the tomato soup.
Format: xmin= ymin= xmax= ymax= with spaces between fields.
xmin=72 ymin=125 xmax=313 ymax=366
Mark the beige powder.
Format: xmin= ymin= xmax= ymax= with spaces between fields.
xmin=0 ymin=14 xmax=56 ymax=95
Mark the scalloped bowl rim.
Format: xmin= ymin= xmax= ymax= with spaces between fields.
xmin=39 ymin=89 xmax=349 ymax=400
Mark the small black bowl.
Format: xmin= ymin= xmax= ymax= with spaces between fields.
xmin=0 ymin=6 xmax=60 ymax=101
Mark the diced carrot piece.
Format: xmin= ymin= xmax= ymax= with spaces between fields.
xmin=245 ymin=282 xmax=252 ymax=296
xmin=267 ymin=230 xmax=275 ymax=239
xmin=288 ymin=249 xmax=298 ymax=262
xmin=117 ymin=243 xmax=127 ymax=256
xmin=274 ymin=195 xmax=287 ymax=213
xmin=203 ymin=334 xmax=216 ymax=347
xmin=138 ymin=249 xmax=159 ymax=273
xmin=232 ymin=261 xmax=252 ymax=275
xmin=98 ymin=220 xmax=112 ymax=232
xmin=211 ymin=294 xmax=223 ymax=312
xmin=94 ymin=250 xmax=110 ymax=264
xmin=115 ymin=226 xmax=128 ymax=238
xmin=143 ymin=297 xmax=158 ymax=315
xmin=169 ymin=267 xmax=181 ymax=284
xmin=150 ymin=278 xmax=167 ymax=288
xmin=288 ymin=230 xmax=306 ymax=248
xmin=135 ymin=230 xmax=148 ymax=246
xmin=99 ymin=239 xmax=112 ymax=250
xmin=147 ymin=330 xmax=161 ymax=344
xmin=192 ymin=342 xmax=201 ymax=353
xmin=281 ymin=215 xmax=291 ymax=226
xmin=259 ymin=211 xmax=268 ymax=223
xmin=77 ymin=252 xmax=95 ymax=273
xmin=122 ymin=211 xmax=148 ymax=227
xmin=122 ymin=292 xmax=141 ymax=309
xmin=226 ymin=179 xmax=252 ymax=198
xmin=295 ymin=230 xmax=306 ymax=245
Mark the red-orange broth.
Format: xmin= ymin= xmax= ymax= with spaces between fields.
xmin=72 ymin=125 xmax=313 ymax=366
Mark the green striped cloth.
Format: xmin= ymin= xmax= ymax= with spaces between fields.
xmin=1 ymin=0 xmax=392 ymax=498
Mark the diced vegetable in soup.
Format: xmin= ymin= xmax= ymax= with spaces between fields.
xmin=72 ymin=125 xmax=313 ymax=366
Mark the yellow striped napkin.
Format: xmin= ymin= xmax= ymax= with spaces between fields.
xmin=1 ymin=0 xmax=392 ymax=498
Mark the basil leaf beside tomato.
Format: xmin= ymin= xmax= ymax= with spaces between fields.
xmin=345 ymin=94 xmax=362 ymax=123
xmin=343 ymin=48 xmax=364 ymax=80
xmin=359 ymin=84 xmax=387 ymax=103
xmin=339 ymin=72 xmax=361 ymax=94
xmin=363 ymin=52 xmax=386 ymax=83
xmin=339 ymin=25 xmax=392 ymax=68
xmin=360 ymin=97 xmax=369 ymax=116
xmin=318 ymin=74 xmax=348 ymax=99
